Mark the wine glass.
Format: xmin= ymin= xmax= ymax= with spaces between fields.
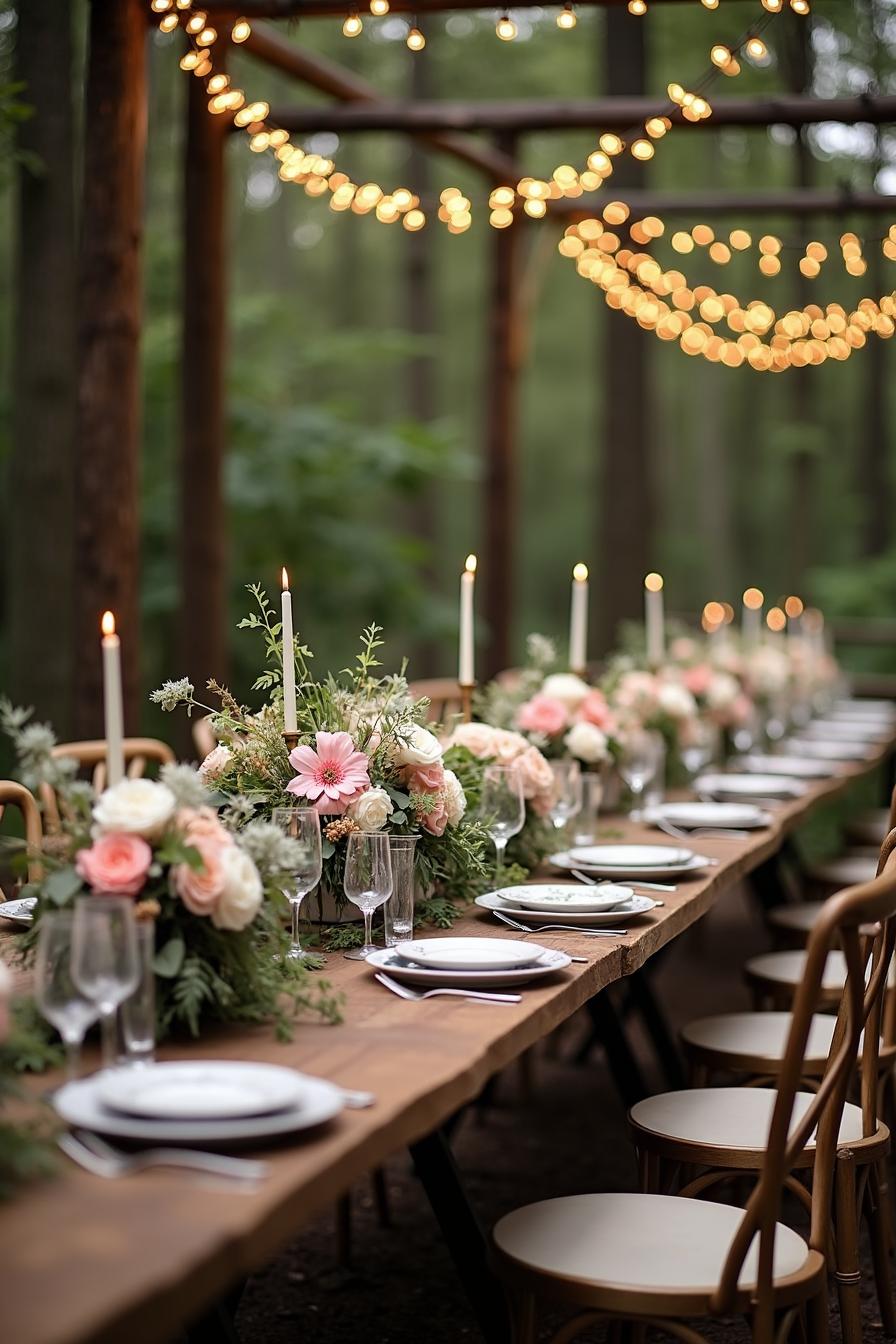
xmin=33 ymin=911 xmax=100 ymax=1084
xmin=548 ymin=759 xmax=583 ymax=834
xmin=479 ymin=764 xmax=525 ymax=882
xmin=681 ymin=719 xmax=718 ymax=783
xmin=272 ymin=807 xmax=323 ymax=962
xmin=71 ymin=896 xmax=139 ymax=1068
xmin=342 ymin=832 xmax=393 ymax=962
xmin=618 ymin=729 xmax=664 ymax=821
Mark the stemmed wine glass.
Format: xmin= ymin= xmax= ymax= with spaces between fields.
xmin=479 ymin=764 xmax=525 ymax=882
xmin=618 ymin=729 xmax=664 ymax=821
xmin=71 ymin=896 xmax=139 ymax=1069
xmin=34 ymin=912 xmax=100 ymax=1083
xmin=342 ymin=832 xmax=393 ymax=962
xmin=272 ymin=807 xmax=323 ymax=962
xmin=548 ymin=759 xmax=583 ymax=834
xmin=681 ymin=720 xmax=718 ymax=783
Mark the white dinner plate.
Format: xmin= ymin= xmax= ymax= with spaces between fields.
xmin=568 ymin=844 xmax=692 ymax=868
xmin=738 ymin=755 xmax=839 ymax=779
xmin=644 ymin=802 xmax=770 ymax=830
xmin=0 ymin=895 xmax=37 ymax=924
xmin=695 ymin=772 xmax=808 ymax=800
xmin=804 ymin=720 xmax=890 ymax=743
xmin=367 ymin=945 xmax=570 ymax=988
xmin=476 ymin=891 xmax=659 ymax=925
xmin=98 ymin=1061 xmax=307 ymax=1121
xmin=549 ymin=850 xmax=714 ymax=878
xmin=781 ymin=738 xmax=870 ymax=762
xmin=53 ymin=1072 xmax=344 ymax=1147
xmin=831 ymin=699 xmax=895 ymax=716
xmin=393 ymin=936 xmax=544 ymax=972
xmin=495 ymin=883 xmax=634 ymax=914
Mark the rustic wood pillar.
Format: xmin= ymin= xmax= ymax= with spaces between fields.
xmin=178 ymin=54 xmax=229 ymax=715
xmin=9 ymin=0 xmax=77 ymax=733
xmin=483 ymin=135 xmax=522 ymax=678
xmin=597 ymin=9 xmax=652 ymax=653
xmin=74 ymin=0 xmax=147 ymax=739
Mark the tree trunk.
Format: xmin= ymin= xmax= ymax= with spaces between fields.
xmin=179 ymin=52 xmax=229 ymax=735
xmin=8 ymin=0 xmax=77 ymax=733
xmin=74 ymin=0 xmax=147 ymax=740
xmin=597 ymin=9 xmax=652 ymax=652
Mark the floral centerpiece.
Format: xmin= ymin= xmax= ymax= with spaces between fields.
xmin=0 ymin=964 xmax=58 ymax=1198
xmin=153 ymin=587 xmax=488 ymax=939
xmin=1 ymin=701 xmax=342 ymax=1038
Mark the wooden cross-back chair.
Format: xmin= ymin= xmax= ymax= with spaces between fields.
xmin=39 ymin=738 xmax=176 ymax=834
xmin=408 ymin=678 xmax=466 ymax=726
xmin=492 ymin=858 xmax=896 ymax=1344
xmin=0 ymin=780 xmax=43 ymax=898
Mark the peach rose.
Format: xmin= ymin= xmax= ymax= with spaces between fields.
xmin=178 ymin=806 xmax=235 ymax=850
xmin=443 ymin=721 xmax=502 ymax=760
xmin=173 ymin=835 xmax=227 ymax=917
xmin=512 ymin=746 xmax=556 ymax=815
xmin=421 ymin=793 xmax=449 ymax=837
xmin=404 ymin=762 xmax=445 ymax=792
xmin=75 ymin=833 xmax=153 ymax=898
xmin=517 ymin=695 xmax=568 ymax=737
xmin=577 ymin=690 xmax=616 ymax=732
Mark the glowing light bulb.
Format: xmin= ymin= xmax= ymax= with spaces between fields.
xmin=556 ymin=3 xmax=577 ymax=29
xmin=761 ymin=0 xmax=783 ymax=9
xmin=159 ymin=12 xmax=179 ymax=30
xmin=631 ymin=139 xmax=654 ymax=161
xmin=150 ymin=0 xmax=172 ymax=11
xmin=790 ymin=0 xmax=809 ymax=12
xmin=701 ymin=0 xmax=719 ymax=8
xmin=627 ymin=0 xmax=646 ymax=13
xmin=231 ymin=17 xmax=251 ymax=41
xmin=496 ymin=13 xmax=517 ymax=39
xmin=711 ymin=44 xmax=731 ymax=67
xmin=746 ymin=36 xmax=767 ymax=59
xmin=407 ymin=24 xmax=425 ymax=49
xmin=370 ymin=0 xmax=390 ymax=12
xmin=743 ymin=587 xmax=764 ymax=610
xmin=343 ymin=11 xmax=363 ymax=35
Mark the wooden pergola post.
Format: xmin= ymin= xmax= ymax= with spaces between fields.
xmin=483 ymin=135 xmax=522 ymax=678
xmin=179 ymin=56 xmax=229 ymax=722
xmin=74 ymin=0 xmax=147 ymax=740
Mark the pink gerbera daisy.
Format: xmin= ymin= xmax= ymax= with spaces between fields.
xmin=287 ymin=731 xmax=370 ymax=815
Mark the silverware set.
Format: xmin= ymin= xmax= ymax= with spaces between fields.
xmin=571 ymin=868 xmax=677 ymax=893
xmin=374 ymin=971 xmax=521 ymax=1005
xmin=653 ymin=819 xmax=754 ymax=841
xmin=492 ymin=910 xmax=626 ymax=941
xmin=59 ymin=1129 xmax=268 ymax=1185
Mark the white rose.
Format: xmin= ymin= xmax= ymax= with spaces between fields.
xmin=656 ymin=682 xmax=697 ymax=720
xmin=211 ymin=845 xmax=263 ymax=932
xmin=93 ymin=779 xmax=176 ymax=840
xmin=706 ymin=671 xmax=740 ymax=710
xmin=393 ymin=724 xmax=443 ymax=769
xmin=198 ymin=744 xmax=232 ymax=782
xmin=541 ymin=673 xmax=591 ymax=711
xmin=564 ymin=721 xmax=610 ymax=765
xmin=442 ymin=769 xmax=467 ymax=826
xmin=347 ymin=787 xmax=394 ymax=832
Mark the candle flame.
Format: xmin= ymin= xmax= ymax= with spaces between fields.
xmin=766 ymin=606 xmax=786 ymax=633
xmin=784 ymin=594 xmax=804 ymax=618
xmin=644 ymin=572 xmax=663 ymax=592
xmin=572 ymin=562 xmax=588 ymax=582
xmin=281 ymin=567 xmax=289 ymax=591
xmin=464 ymin=554 xmax=477 ymax=575
xmin=101 ymin=611 xmax=116 ymax=637
xmin=721 ymin=602 xmax=734 ymax=624
xmin=743 ymin=587 xmax=764 ymax=609
xmin=703 ymin=601 xmax=725 ymax=626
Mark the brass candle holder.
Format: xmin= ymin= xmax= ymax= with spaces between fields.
xmin=282 ymin=730 xmax=300 ymax=753
xmin=459 ymin=682 xmax=476 ymax=724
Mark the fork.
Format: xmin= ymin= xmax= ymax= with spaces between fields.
xmin=653 ymin=819 xmax=753 ymax=841
xmin=374 ymin=971 xmax=521 ymax=1005
xmin=60 ymin=1130 xmax=268 ymax=1183
xmin=571 ymin=868 xmax=677 ymax=893
xmin=492 ymin=910 xmax=626 ymax=939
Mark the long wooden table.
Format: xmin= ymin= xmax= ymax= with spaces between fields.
xmin=2 ymin=744 xmax=892 ymax=1344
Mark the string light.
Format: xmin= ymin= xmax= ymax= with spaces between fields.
xmin=557 ymin=3 xmax=577 ymax=29
xmin=159 ymin=12 xmax=179 ymax=30
xmin=496 ymin=12 xmax=518 ymax=40
xmin=628 ymin=0 xmax=647 ymax=14
xmin=231 ymin=17 xmax=251 ymax=41
xmin=407 ymin=21 xmax=425 ymax=49
xmin=370 ymin=0 xmax=390 ymax=12
xmin=342 ymin=11 xmax=363 ymax=36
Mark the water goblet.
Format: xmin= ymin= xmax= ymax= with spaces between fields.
xmin=34 ymin=911 xmax=100 ymax=1084
xmin=479 ymin=764 xmax=525 ymax=881
xmin=272 ymin=807 xmax=323 ymax=962
xmin=548 ymin=759 xmax=583 ymax=835
xmin=342 ymin=831 xmax=393 ymax=962
xmin=71 ymin=896 xmax=139 ymax=1069
xmin=681 ymin=719 xmax=719 ymax=783
xmin=618 ymin=729 xmax=665 ymax=821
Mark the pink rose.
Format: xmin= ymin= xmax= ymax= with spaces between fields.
xmin=178 ymin=806 xmax=234 ymax=850
xmin=577 ymin=691 xmax=616 ymax=732
xmin=75 ymin=833 xmax=153 ymax=898
xmin=421 ymin=794 xmax=449 ymax=837
xmin=174 ymin=835 xmax=227 ymax=917
xmin=511 ymin=746 xmax=556 ymax=816
xmin=404 ymin=762 xmax=445 ymax=792
xmin=517 ymin=695 xmax=568 ymax=737
xmin=683 ymin=664 xmax=714 ymax=697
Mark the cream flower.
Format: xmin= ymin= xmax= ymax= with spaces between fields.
xmin=656 ymin=682 xmax=698 ymax=720
xmin=442 ymin=769 xmax=467 ymax=827
xmin=198 ymin=744 xmax=232 ymax=783
xmin=444 ymin=721 xmax=504 ymax=759
xmin=540 ymin=673 xmax=591 ymax=711
xmin=564 ymin=720 xmax=610 ymax=765
xmin=392 ymin=724 xmax=443 ymax=769
xmin=347 ymin=787 xmax=394 ymax=832
xmin=211 ymin=845 xmax=263 ymax=931
xmin=93 ymin=779 xmax=176 ymax=840
xmin=706 ymin=671 xmax=741 ymax=710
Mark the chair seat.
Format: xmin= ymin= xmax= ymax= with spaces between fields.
xmin=681 ymin=1010 xmax=837 ymax=1071
xmin=847 ymin=808 xmax=890 ymax=847
xmin=630 ymin=1087 xmax=866 ymax=1155
xmin=493 ymin=1192 xmax=810 ymax=1297
xmin=805 ymin=853 xmax=878 ymax=888
xmin=746 ymin=948 xmax=895 ymax=993
xmin=767 ymin=902 xmax=825 ymax=935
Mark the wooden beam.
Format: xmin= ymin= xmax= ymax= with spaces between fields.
xmin=265 ymin=95 xmax=896 ymax=135
xmin=179 ymin=53 xmax=229 ymax=742
xmin=205 ymin=0 xmax=699 ymax=15
xmin=552 ymin=189 xmax=896 ymax=217
xmin=74 ymin=0 xmax=146 ymax=740
xmin=243 ymin=25 xmax=518 ymax=181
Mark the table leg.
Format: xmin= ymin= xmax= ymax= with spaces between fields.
xmin=576 ymin=990 xmax=649 ymax=1107
xmin=409 ymin=1128 xmax=511 ymax=1344
xmin=748 ymin=843 xmax=801 ymax=915
xmin=627 ymin=967 xmax=686 ymax=1091
xmin=183 ymin=1281 xmax=244 ymax=1344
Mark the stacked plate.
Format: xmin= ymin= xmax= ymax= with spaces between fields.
xmin=696 ymin=772 xmax=808 ymax=802
xmin=644 ymin=801 xmax=772 ymax=831
xmin=366 ymin=936 xmax=571 ymax=988
xmin=737 ymin=753 xmax=839 ymax=779
xmin=52 ymin=1060 xmax=345 ymax=1146
xmin=550 ymin=843 xmax=715 ymax=880
xmin=0 ymin=894 xmax=37 ymax=925
xmin=780 ymin=737 xmax=870 ymax=762
xmin=476 ymin=882 xmax=658 ymax=928
xmin=803 ymin=719 xmax=891 ymax=744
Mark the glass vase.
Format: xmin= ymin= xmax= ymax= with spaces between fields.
xmin=383 ymin=835 xmax=420 ymax=947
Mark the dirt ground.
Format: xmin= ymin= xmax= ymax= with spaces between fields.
xmin=232 ymin=885 xmax=895 ymax=1344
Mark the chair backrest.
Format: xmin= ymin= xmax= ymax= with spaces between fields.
xmin=0 ymin=780 xmax=44 ymax=892
xmin=713 ymin=846 xmax=896 ymax=1329
xmin=39 ymin=738 xmax=176 ymax=832
xmin=408 ymin=678 xmax=466 ymax=726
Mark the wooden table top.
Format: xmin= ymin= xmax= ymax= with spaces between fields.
xmin=1 ymin=742 xmax=891 ymax=1344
